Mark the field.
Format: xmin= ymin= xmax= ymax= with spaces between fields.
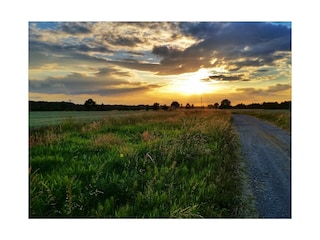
xmin=29 ymin=109 xmax=257 ymax=218
xmin=29 ymin=111 xmax=150 ymax=128
xmin=232 ymin=109 xmax=291 ymax=132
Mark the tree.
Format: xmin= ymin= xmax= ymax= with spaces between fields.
xmin=170 ymin=101 xmax=180 ymax=109
xmin=84 ymin=98 xmax=96 ymax=106
xmin=162 ymin=104 xmax=169 ymax=111
xmin=219 ymin=99 xmax=231 ymax=109
xmin=185 ymin=103 xmax=191 ymax=109
xmin=152 ymin=102 xmax=160 ymax=110
xmin=234 ymin=103 xmax=246 ymax=109
xmin=213 ymin=103 xmax=219 ymax=109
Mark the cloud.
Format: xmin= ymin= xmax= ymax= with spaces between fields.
xmin=150 ymin=45 xmax=209 ymax=75
xmin=95 ymin=67 xmax=132 ymax=77
xmin=29 ymin=69 xmax=161 ymax=96
xmin=266 ymin=83 xmax=291 ymax=93
xmin=87 ymin=86 xmax=158 ymax=96
xmin=150 ymin=23 xmax=289 ymax=75
xmin=236 ymin=83 xmax=291 ymax=95
xmin=29 ymin=22 xmax=291 ymax=104
xmin=28 ymin=39 xmax=113 ymax=70
xmin=30 ymin=22 xmax=291 ymax=77
xmin=127 ymin=51 xmax=145 ymax=56
xmin=152 ymin=46 xmax=169 ymax=56
xmin=153 ymin=22 xmax=292 ymax=74
xmin=59 ymin=22 xmax=93 ymax=34
xmin=105 ymin=36 xmax=143 ymax=47
xmin=206 ymin=74 xmax=245 ymax=81
xmin=29 ymin=39 xmax=112 ymax=55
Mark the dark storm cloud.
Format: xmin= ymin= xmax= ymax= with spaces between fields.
xmin=60 ymin=22 xmax=93 ymax=34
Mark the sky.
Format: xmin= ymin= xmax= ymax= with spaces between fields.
xmin=29 ymin=22 xmax=291 ymax=106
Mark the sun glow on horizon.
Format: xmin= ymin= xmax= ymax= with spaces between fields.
xmin=164 ymin=69 xmax=217 ymax=95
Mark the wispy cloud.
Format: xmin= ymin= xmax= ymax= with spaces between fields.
xmin=236 ymin=83 xmax=291 ymax=95
xmin=29 ymin=67 xmax=162 ymax=96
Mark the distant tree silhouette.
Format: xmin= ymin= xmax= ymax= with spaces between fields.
xmin=84 ymin=98 xmax=96 ymax=110
xmin=171 ymin=101 xmax=180 ymax=109
xmin=214 ymin=103 xmax=219 ymax=109
xmin=84 ymin=98 xmax=96 ymax=106
xmin=152 ymin=102 xmax=160 ymax=110
xmin=185 ymin=103 xmax=191 ymax=109
xmin=162 ymin=104 xmax=169 ymax=111
xmin=29 ymin=100 xmax=291 ymax=112
xmin=219 ymin=99 xmax=231 ymax=109
xmin=234 ymin=103 xmax=246 ymax=109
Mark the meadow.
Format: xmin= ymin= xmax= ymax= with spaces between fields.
xmin=29 ymin=111 xmax=150 ymax=128
xmin=29 ymin=109 xmax=257 ymax=218
xmin=232 ymin=109 xmax=291 ymax=132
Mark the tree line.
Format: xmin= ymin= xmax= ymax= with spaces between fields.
xmin=29 ymin=99 xmax=291 ymax=111
xmin=208 ymin=99 xmax=291 ymax=109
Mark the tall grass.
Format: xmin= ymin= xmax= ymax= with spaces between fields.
xmin=29 ymin=109 xmax=257 ymax=218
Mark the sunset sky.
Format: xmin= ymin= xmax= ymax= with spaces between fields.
xmin=29 ymin=22 xmax=291 ymax=106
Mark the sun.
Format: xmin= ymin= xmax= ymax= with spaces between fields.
xmin=173 ymin=69 xmax=215 ymax=95
xmin=178 ymin=78 xmax=208 ymax=95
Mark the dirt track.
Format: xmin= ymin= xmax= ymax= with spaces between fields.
xmin=232 ymin=114 xmax=291 ymax=218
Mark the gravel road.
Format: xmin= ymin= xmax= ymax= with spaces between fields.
xmin=232 ymin=114 xmax=291 ymax=218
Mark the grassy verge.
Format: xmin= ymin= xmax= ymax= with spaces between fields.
xmin=29 ymin=109 xmax=257 ymax=218
xmin=232 ymin=109 xmax=291 ymax=132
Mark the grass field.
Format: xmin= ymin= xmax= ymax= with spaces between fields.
xmin=232 ymin=109 xmax=291 ymax=132
xmin=29 ymin=109 xmax=257 ymax=218
xmin=29 ymin=111 xmax=152 ymax=128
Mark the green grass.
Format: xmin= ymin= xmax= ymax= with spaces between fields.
xmin=29 ymin=109 xmax=257 ymax=218
xmin=29 ymin=111 xmax=153 ymax=128
xmin=232 ymin=109 xmax=291 ymax=132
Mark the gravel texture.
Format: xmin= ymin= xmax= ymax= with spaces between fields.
xmin=232 ymin=114 xmax=291 ymax=218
